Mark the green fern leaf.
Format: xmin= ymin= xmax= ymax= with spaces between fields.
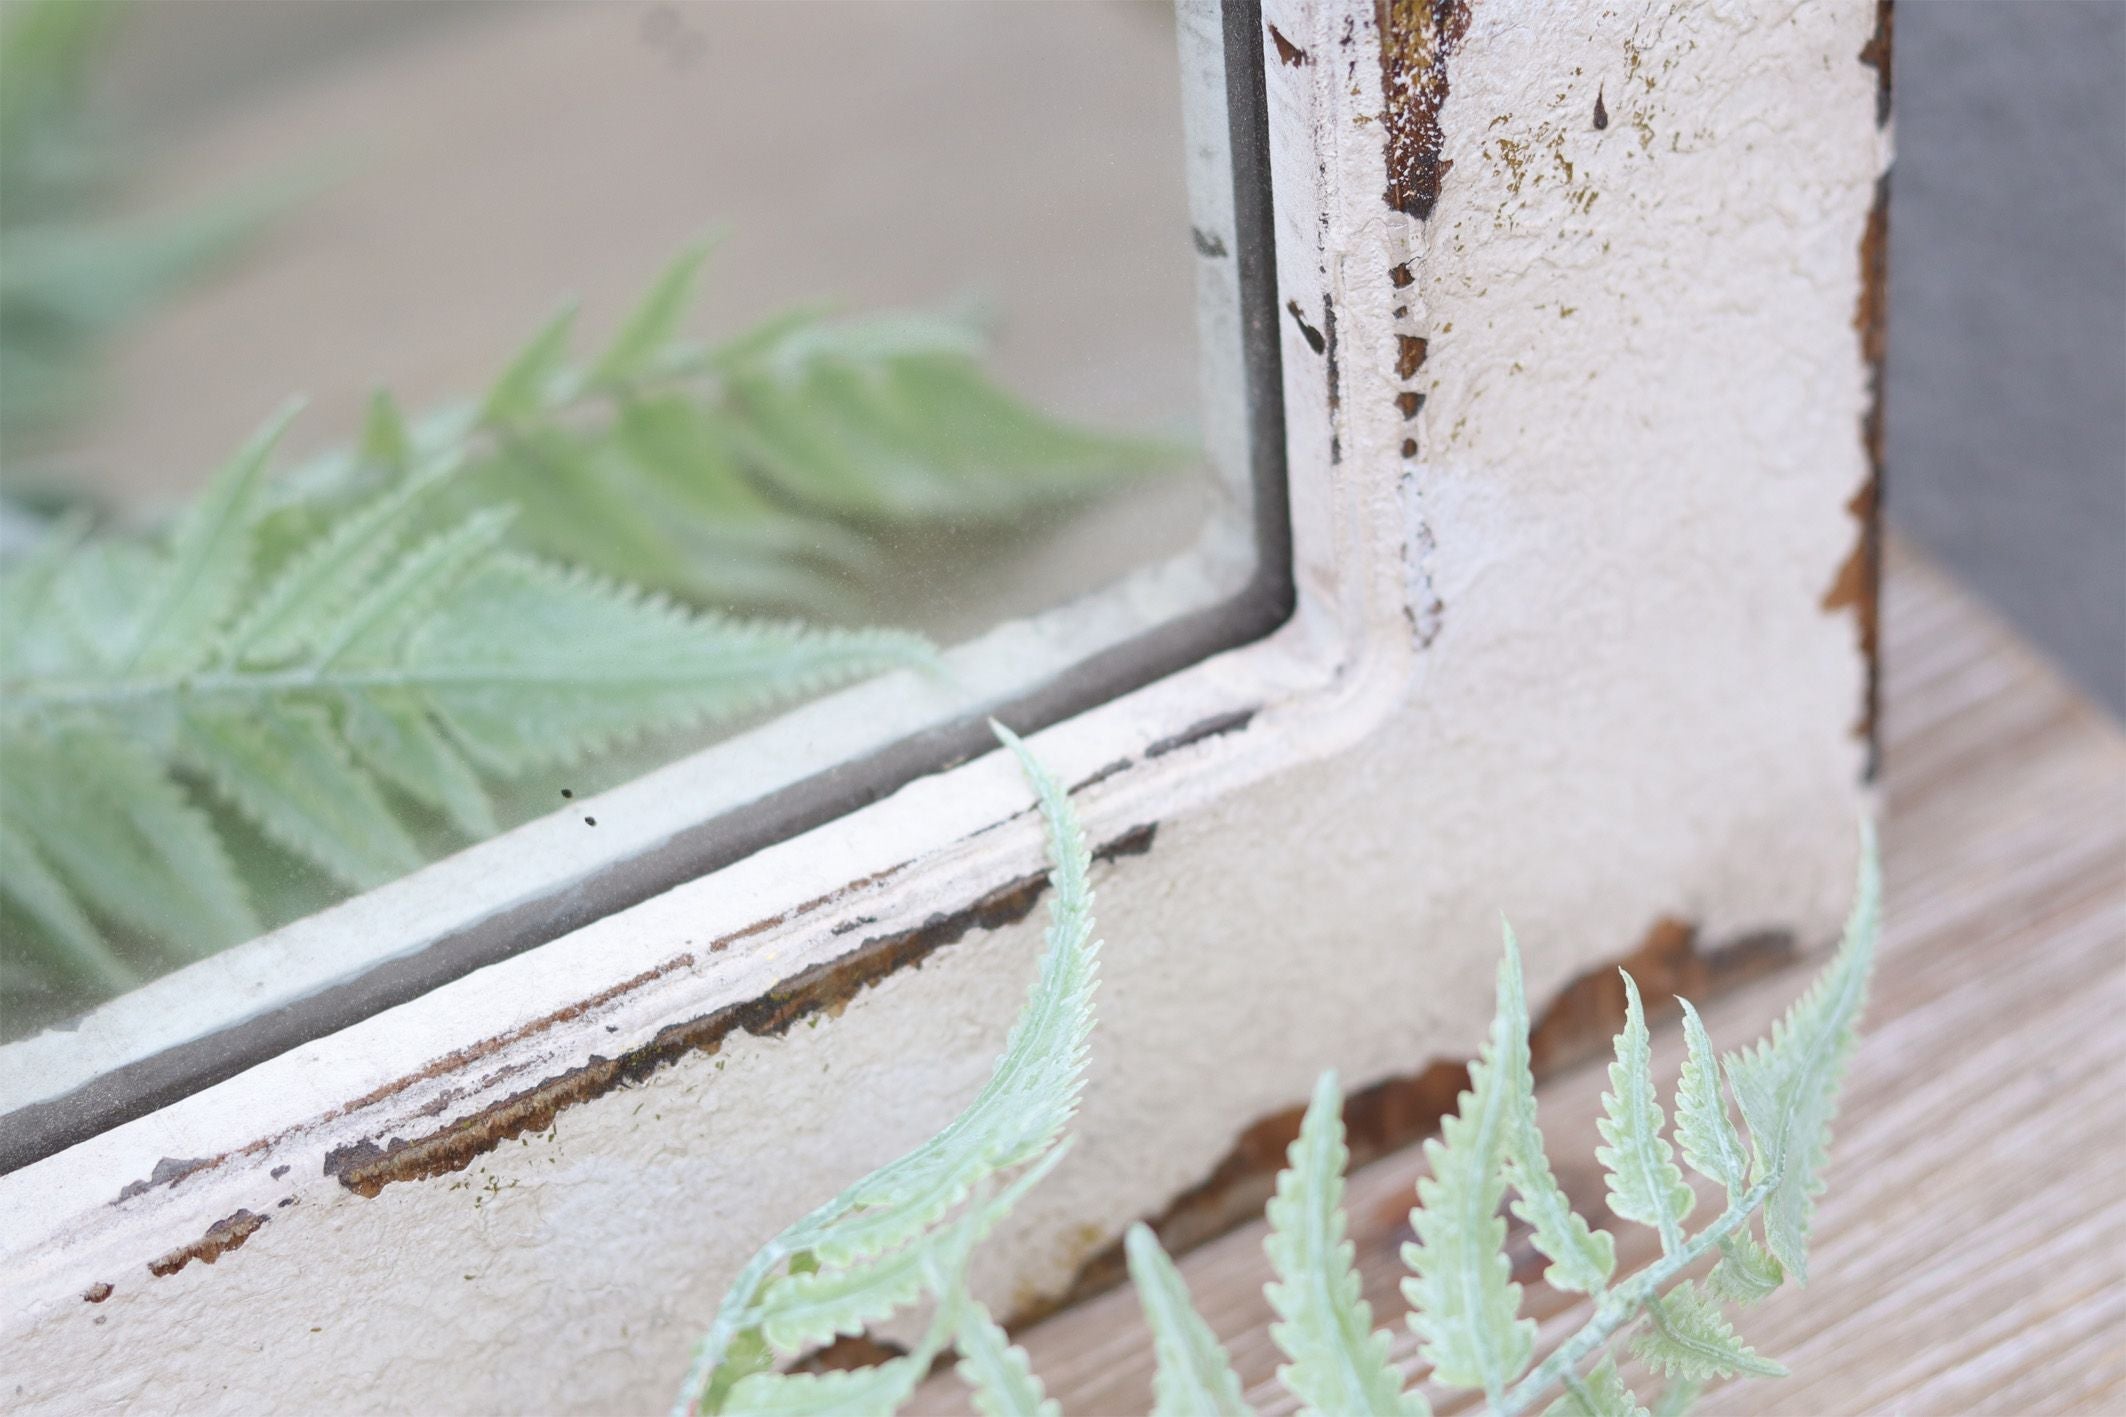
xmin=679 ymin=726 xmax=1096 ymax=1411
xmin=1400 ymin=948 xmax=1536 ymax=1401
xmin=1127 ymin=1223 xmax=1254 ymax=1417
xmin=180 ymin=703 xmax=423 ymax=890
xmin=1264 ymin=1070 xmax=1426 ymax=1417
xmin=955 ymin=1297 xmax=1060 ymax=1417
xmin=0 ymin=509 xmax=90 ymax=681
xmin=1706 ymin=1233 xmax=1782 ymax=1306
xmin=339 ymin=688 xmax=497 ymax=839
xmin=1497 ymin=925 xmax=1617 ymax=1294
xmin=754 ymin=1144 xmax=1064 ymax=1355
xmin=1595 ymin=973 xmax=1694 ymax=1253
xmin=122 ymin=403 xmax=294 ymax=672
xmin=589 ymin=242 xmax=712 ymax=389
xmin=317 ymin=506 xmax=516 ymax=666
xmin=358 ymin=389 xmax=416 ymax=473
xmin=1726 ymin=830 xmax=1879 ymax=1280
xmin=1541 ymin=1358 xmax=1649 ymax=1417
xmin=1671 ymin=999 xmax=1747 ymax=1203
xmin=9 ymin=726 xmax=257 ymax=958
xmin=483 ymin=305 xmax=576 ymax=425
xmin=0 ymin=813 xmax=131 ymax=990
xmin=400 ymin=553 xmax=931 ymax=776
xmin=228 ymin=461 xmax=449 ymax=662
xmin=1629 ymin=1284 xmax=1786 ymax=1383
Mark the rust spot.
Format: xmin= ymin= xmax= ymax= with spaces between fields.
xmin=115 ymin=1156 xmax=210 ymax=1204
xmin=1396 ymin=391 xmax=1426 ymax=420
xmin=1267 ymin=21 xmax=1310 ymax=68
xmin=1040 ymin=915 xmax=1797 ymax=1319
xmin=325 ymin=862 xmax=1107 ymax=1197
xmin=1284 ymin=299 xmax=1326 ymax=354
xmin=1377 ymin=0 xmax=1472 ymax=220
xmin=1145 ymin=708 xmax=1256 ymax=759
xmin=1860 ymin=0 xmax=1894 ymax=128
xmin=1396 ymin=335 xmax=1431 ymax=379
xmin=83 ymin=1282 xmax=112 ymax=1303
xmin=148 ymin=1209 xmax=267 ymax=1278
xmin=1388 ymin=261 xmax=1414 ymax=289
xmin=1826 ymin=173 xmax=1889 ymax=778
xmin=1593 ymin=84 xmax=1609 ymax=130
xmin=1092 ymin=823 xmax=1157 ymax=863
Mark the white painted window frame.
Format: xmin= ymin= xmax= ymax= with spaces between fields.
xmin=3 ymin=1 xmax=1887 ymax=1409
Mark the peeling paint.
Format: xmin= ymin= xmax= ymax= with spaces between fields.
xmin=1860 ymin=0 xmax=1894 ymax=128
xmin=1266 ymin=21 xmax=1310 ymax=68
xmin=1145 ymin=709 xmax=1257 ymax=759
xmin=1825 ymin=171 xmax=1889 ymax=776
xmin=114 ymin=1156 xmax=210 ymax=1204
xmin=147 ymin=1209 xmax=267 ymax=1278
xmin=1377 ymin=0 xmax=1472 ymax=219
xmin=323 ymin=819 xmax=1156 ymax=1200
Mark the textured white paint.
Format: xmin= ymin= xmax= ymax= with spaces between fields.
xmin=1 ymin=2 xmax=1886 ymax=1411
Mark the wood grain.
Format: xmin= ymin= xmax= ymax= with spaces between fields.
xmin=915 ymin=542 xmax=2126 ymax=1415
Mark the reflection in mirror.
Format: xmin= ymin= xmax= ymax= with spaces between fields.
xmin=0 ymin=0 xmax=1269 ymax=1105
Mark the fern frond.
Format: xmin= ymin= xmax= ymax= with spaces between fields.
xmin=589 ymin=243 xmax=714 ymax=390
xmin=1629 ymin=1284 xmax=1786 ymax=1383
xmin=1705 ymin=1233 xmax=1782 ymax=1306
xmin=1725 ymin=828 xmax=1879 ymax=1280
xmin=1127 ymin=1223 xmax=1254 ymax=1417
xmin=2 ymin=437 xmax=930 ymax=996
xmin=1670 ymin=999 xmax=1746 ymax=1203
xmin=1400 ymin=949 xmax=1536 ymax=1402
xmin=1595 ymin=973 xmax=1694 ymax=1254
xmin=0 ymin=813 xmax=131 ymax=990
xmin=752 ymin=1144 xmax=1065 ymax=1355
xmin=1497 ymin=925 xmax=1617 ymax=1294
xmin=955 ymin=1297 xmax=1060 ymax=1417
xmin=676 ymin=727 xmax=1096 ymax=1415
xmin=120 ymin=403 xmax=296 ymax=672
xmin=9 ymin=726 xmax=257 ymax=957
xmin=1264 ymin=1070 xmax=1426 ymax=1417
xmin=483 ymin=305 xmax=577 ymax=425
xmin=1541 ymin=1358 xmax=1648 ymax=1417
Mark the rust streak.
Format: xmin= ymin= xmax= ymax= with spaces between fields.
xmin=1377 ymin=0 xmax=1471 ymax=220
xmin=147 ymin=1209 xmax=267 ymax=1278
xmin=1266 ymin=22 xmax=1310 ymax=68
xmin=1826 ymin=172 xmax=1890 ymax=778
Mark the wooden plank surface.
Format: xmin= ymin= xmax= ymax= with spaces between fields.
xmin=916 ymin=543 xmax=2126 ymax=1415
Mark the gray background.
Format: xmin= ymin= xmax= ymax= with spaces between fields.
xmin=1888 ymin=1 xmax=2125 ymax=714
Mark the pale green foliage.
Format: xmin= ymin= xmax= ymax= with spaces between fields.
xmin=1127 ymin=1223 xmax=1254 ymax=1417
xmin=4 ymin=226 xmax=1176 ymax=1015
xmin=0 ymin=405 xmax=929 ymax=995
xmin=1497 ymin=927 xmax=1617 ymax=1295
xmin=1630 ymin=1285 xmax=1786 ymax=1383
xmin=1595 ymin=974 xmax=1696 ymax=1254
xmin=1726 ymin=832 xmax=1880 ymax=1281
xmin=955 ymin=1295 xmax=1061 ymax=1417
xmin=1263 ymin=1071 xmax=1426 ymax=1417
xmin=671 ymin=725 xmax=1097 ymax=1417
xmin=1399 ymin=951 xmax=1537 ymax=1403
xmin=0 ymin=0 xmax=297 ymax=447
xmin=275 ymin=245 xmax=1180 ymax=619
xmin=1542 ymin=1358 xmax=1648 ymax=1417
xmin=681 ymin=790 xmax=1879 ymax=1417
